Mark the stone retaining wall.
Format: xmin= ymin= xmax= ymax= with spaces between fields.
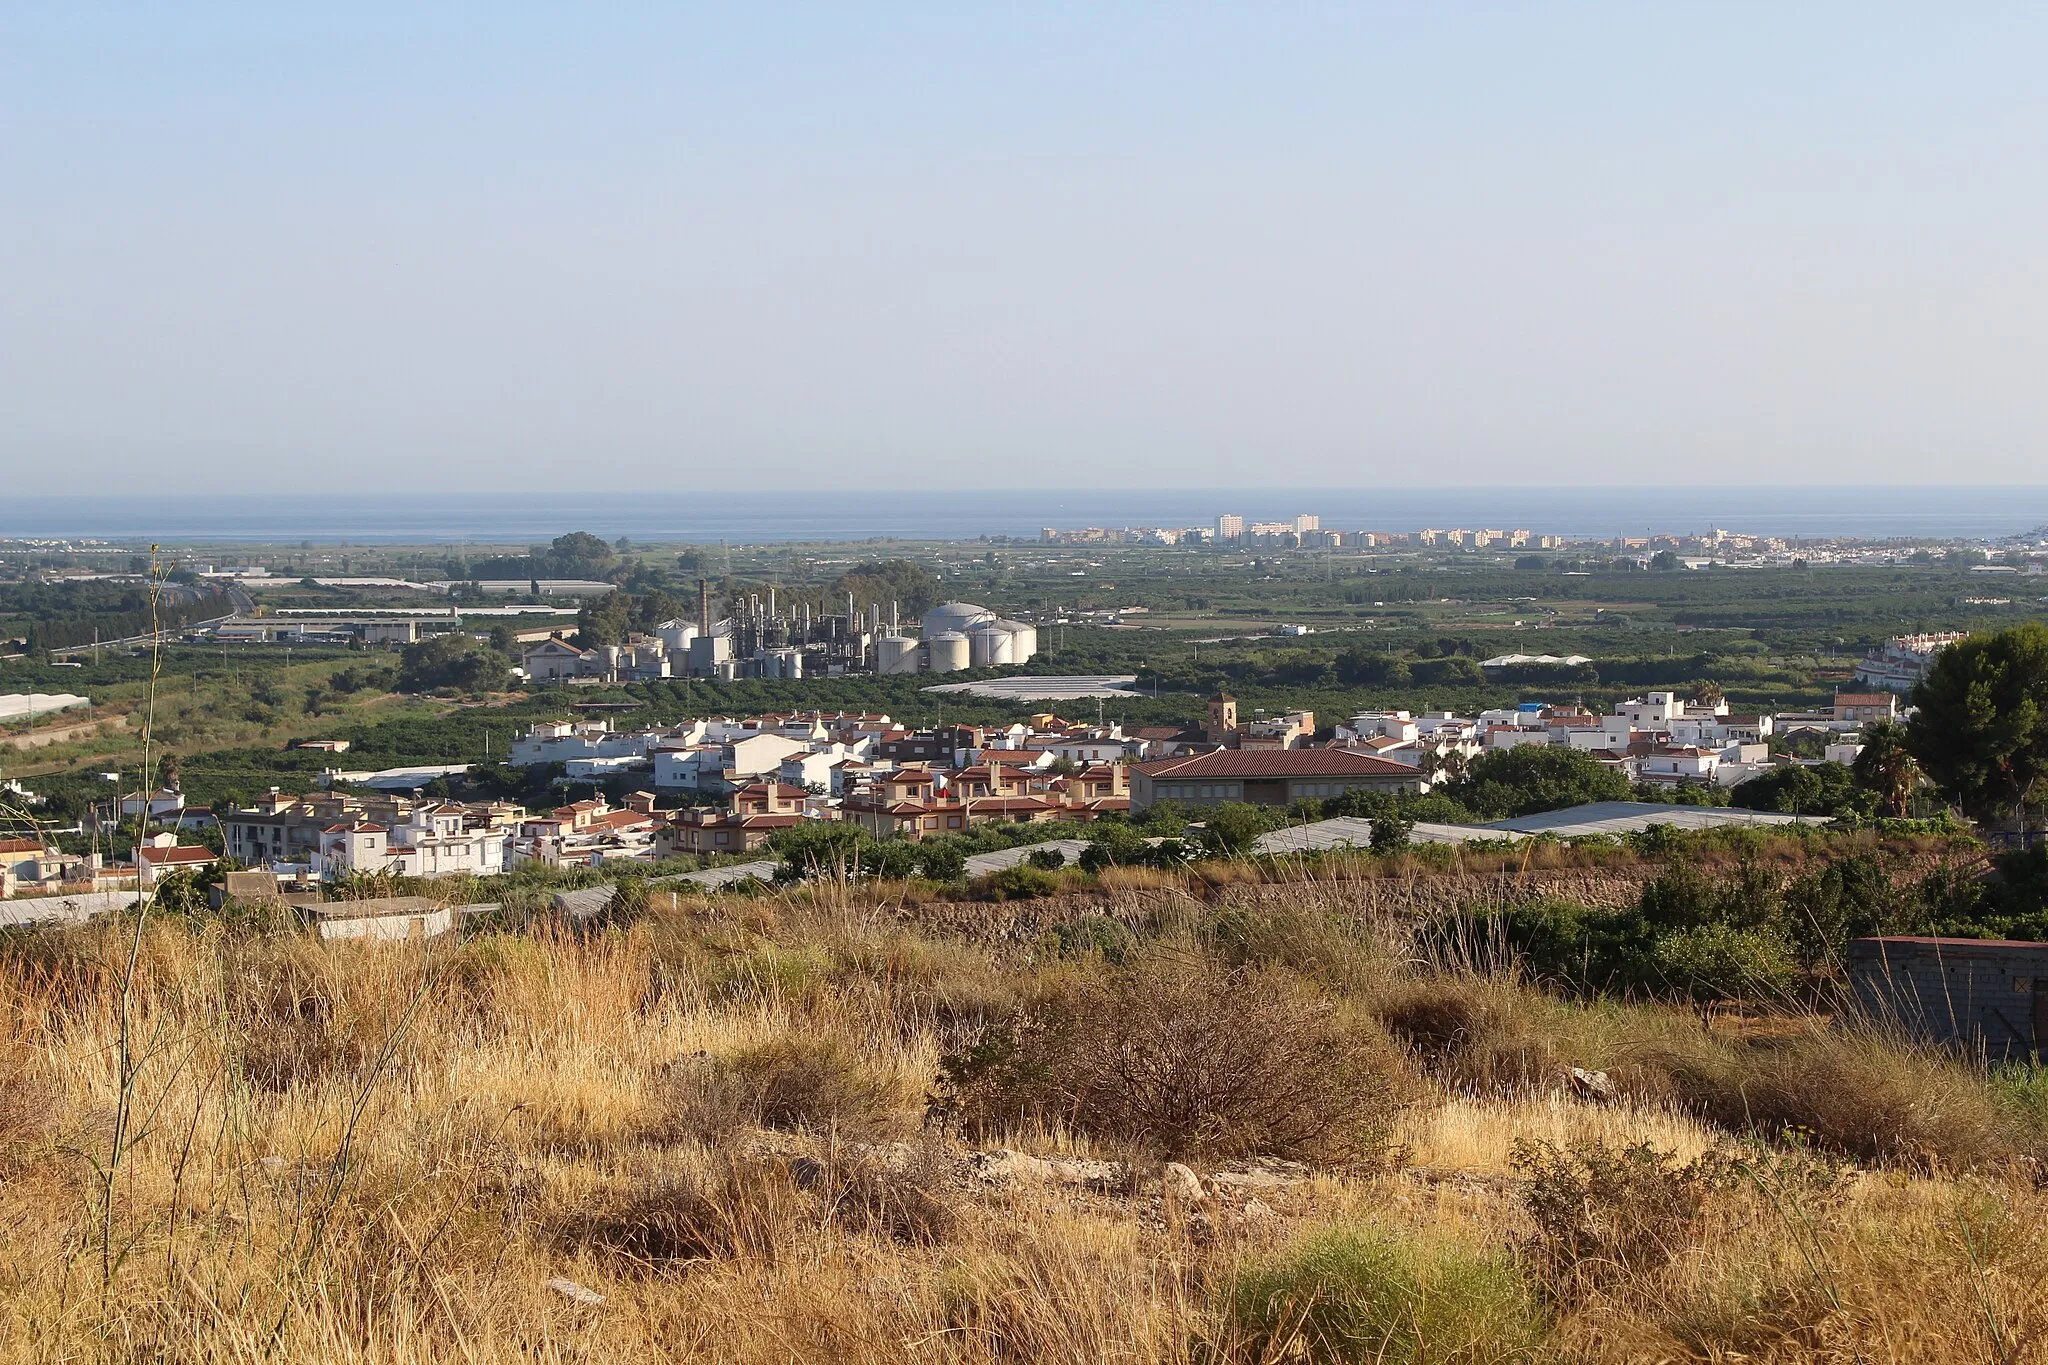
xmin=892 ymin=853 xmax=1965 ymax=945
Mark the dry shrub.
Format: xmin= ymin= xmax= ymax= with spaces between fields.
xmin=934 ymin=951 xmax=1416 ymax=1164
xmin=816 ymin=920 xmax=1021 ymax=1038
xmin=1375 ymin=976 xmax=1567 ymax=1095
xmin=1204 ymin=902 xmax=1400 ymax=998
xmin=565 ymin=1156 xmax=797 ymax=1269
xmin=222 ymin=942 xmax=372 ymax=1092
xmin=794 ymin=1148 xmax=956 ymax=1245
xmin=662 ymin=1036 xmax=905 ymax=1141
xmin=1512 ymin=1139 xmax=1737 ymax=1294
xmin=652 ymin=1051 xmax=771 ymax=1145
xmin=436 ymin=929 xmax=555 ymax=1026
xmin=937 ymin=1234 xmax=1202 ymax=1361
xmin=0 ymin=1051 xmax=57 ymax=1177
xmin=1644 ymin=1028 xmax=2026 ymax=1169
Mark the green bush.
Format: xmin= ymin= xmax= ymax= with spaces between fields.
xmin=979 ymin=863 xmax=1061 ymax=901
xmin=1650 ymin=923 xmax=1799 ymax=1003
xmin=1226 ymin=1224 xmax=1546 ymax=1364
xmin=1042 ymin=914 xmax=1135 ymax=964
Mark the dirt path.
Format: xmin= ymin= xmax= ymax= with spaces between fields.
xmin=1 ymin=713 xmax=128 ymax=750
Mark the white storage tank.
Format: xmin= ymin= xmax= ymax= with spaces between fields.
xmin=922 ymin=601 xmax=996 ymax=637
xmin=969 ymin=625 xmax=1014 ymax=668
xmin=927 ymin=631 xmax=971 ymax=673
xmin=657 ymin=622 xmax=699 ymax=652
xmin=876 ymin=635 xmax=919 ymax=674
xmin=995 ymin=618 xmax=1037 ymax=663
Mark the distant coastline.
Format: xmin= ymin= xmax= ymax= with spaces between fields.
xmin=6 ymin=487 xmax=2045 ymax=545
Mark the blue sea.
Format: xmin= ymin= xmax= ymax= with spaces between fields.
xmin=5 ymin=488 xmax=2045 ymax=546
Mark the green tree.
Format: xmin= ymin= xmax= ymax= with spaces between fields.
xmin=1334 ymin=649 xmax=1411 ymax=688
xmin=1729 ymin=762 xmax=1872 ymax=819
xmin=915 ymin=841 xmax=968 ymax=881
xmin=545 ymin=531 xmax=616 ymax=575
xmin=1368 ymin=810 xmax=1413 ymax=853
xmin=768 ymin=821 xmax=874 ymax=880
xmin=1409 ymin=657 xmax=1482 ymax=687
xmin=1200 ymin=802 xmax=1274 ymax=858
xmin=1851 ymin=719 xmax=1922 ymax=820
xmin=575 ymin=591 xmax=634 ymax=648
xmin=1450 ymin=747 xmax=1630 ymax=820
xmin=828 ymin=559 xmax=942 ymax=617
xmin=632 ymin=588 xmax=685 ymax=633
xmin=1909 ymin=624 xmax=2048 ymax=830
xmin=397 ymin=633 xmax=510 ymax=694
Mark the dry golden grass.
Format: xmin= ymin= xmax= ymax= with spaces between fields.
xmin=0 ymin=888 xmax=2042 ymax=1364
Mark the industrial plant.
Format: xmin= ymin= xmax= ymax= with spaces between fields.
xmin=520 ymin=586 xmax=1039 ymax=685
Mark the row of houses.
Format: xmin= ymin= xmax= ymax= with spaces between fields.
xmin=1332 ymin=688 xmax=1898 ymax=790
xmin=12 ymin=673 xmax=1920 ymax=901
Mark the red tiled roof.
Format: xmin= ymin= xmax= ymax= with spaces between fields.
xmin=963 ymin=796 xmax=1059 ymax=813
xmin=136 ymin=845 xmax=215 ymax=865
xmin=1136 ymin=749 xmax=1421 ymax=779
xmin=0 ymin=838 xmax=50 ymax=855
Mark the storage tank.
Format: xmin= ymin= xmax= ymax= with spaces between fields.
xmin=969 ymin=625 xmax=1015 ymax=668
xmin=922 ymin=601 xmax=995 ymax=638
xmin=995 ymin=619 xmax=1037 ymax=663
xmin=927 ymin=631 xmax=971 ymax=673
xmin=876 ymin=635 xmax=919 ymax=674
xmin=657 ymin=622 xmax=699 ymax=652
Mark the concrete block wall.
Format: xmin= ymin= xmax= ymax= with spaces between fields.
xmin=1847 ymin=937 xmax=2048 ymax=1061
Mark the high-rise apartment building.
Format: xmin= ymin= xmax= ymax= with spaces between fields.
xmin=1216 ymin=514 xmax=1245 ymax=540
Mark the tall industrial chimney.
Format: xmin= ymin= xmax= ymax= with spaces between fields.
xmin=698 ymin=579 xmax=711 ymax=636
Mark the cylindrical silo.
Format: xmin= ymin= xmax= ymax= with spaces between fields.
xmin=969 ymin=626 xmax=1014 ymax=668
xmin=996 ymin=619 xmax=1036 ymax=663
xmin=876 ymin=635 xmax=919 ymax=674
xmin=927 ymin=631 xmax=971 ymax=673
xmin=657 ymin=622 xmax=699 ymax=652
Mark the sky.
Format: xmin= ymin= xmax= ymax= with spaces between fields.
xmin=5 ymin=4 xmax=2047 ymax=495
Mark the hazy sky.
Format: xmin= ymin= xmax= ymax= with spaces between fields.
xmin=6 ymin=5 xmax=2047 ymax=494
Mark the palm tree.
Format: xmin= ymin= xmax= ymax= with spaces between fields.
xmin=1852 ymin=719 xmax=1922 ymax=820
xmin=1438 ymin=747 xmax=1470 ymax=783
xmin=1689 ymin=679 xmax=1725 ymax=708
